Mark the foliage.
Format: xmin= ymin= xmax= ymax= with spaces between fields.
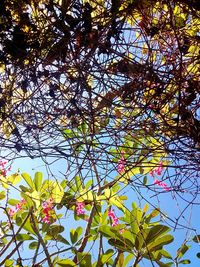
xmin=0 ymin=169 xmax=194 ymax=266
xmin=0 ymin=0 xmax=199 ymax=266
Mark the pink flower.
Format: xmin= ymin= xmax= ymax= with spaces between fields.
xmin=0 ymin=160 xmax=11 ymax=177
xmin=8 ymin=199 xmax=26 ymax=217
xmin=154 ymin=179 xmax=170 ymax=191
xmin=150 ymin=172 xmax=153 ymax=177
xmin=15 ymin=199 xmax=26 ymax=211
xmin=117 ymin=151 xmax=126 ymax=173
xmin=150 ymin=162 xmax=170 ymax=191
xmin=76 ymin=202 xmax=85 ymax=215
xmin=42 ymin=215 xmax=51 ymax=224
xmin=8 ymin=207 xmax=16 ymax=217
xmin=42 ymin=198 xmax=54 ymax=224
xmin=108 ymin=209 xmax=119 ymax=227
xmin=150 ymin=161 xmax=164 ymax=177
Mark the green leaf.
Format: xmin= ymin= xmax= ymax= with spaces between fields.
xmin=121 ymin=229 xmax=135 ymax=246
xmin=155 ymin=260 xmax=174 ymax=267
xmin=63 ymin=129 xmax=74 ymax=138
xmin=119 ymin=195 xmax=128 ymax=201
xmin=20 ymin=216 xmax=36 ymax=235
xmin=108 ymin=238 xmax=133 ymax=253
xmin=150 ymin=208 xmax=160 ymax=218
xmin=34 ymin=172 xmax=43 ymax=191
xmin=7 ymin=173 xmax=21 ymax=185
xmin=5 ymin=259 xmax=14 ymax=267
xmin=130 ymin=205 xmax=143 ymax=236
xmin=124 ymin=254 xmax=134 ymax=266
xmin=29 ymin=241 xmax=38 ymax=249
xmin=77 ymin=122 xmax=88 ymax=134
xmin=57 ymin=234 xmax=70 ymax=245
xmin=75 ymin=176 xmax=83 ymax=191
xmin=47 ymin=225 xmax=64 ymax=237
xmin=118 ymin=167 xmax=140 ymax=183
xmin=118 ymin=253 xmax=124 ymax=267
xmin=145 ymin=208 xmax=160 ymax=224
xmin=16 ymin=216 xmax=22 ymax=226
xmin=52 ymin=181 xmax=64 ymax=203
xmin=160 ymin=249 xmax=173 ymax=259
xmin=109 ymin=196 xmax=124 ymax=209
xmin=57 ymin=259 xmax=77 ymax=266
xmin=177 ymin=244 xmax=190 ymax=259
xmin=8 ymin=199 xmax=19 ymax=206
xmin=16 ymin=234 xmax=35 ymax=241
xmin=147 ymin=235 xmax=174 ymax=252
xmin=77 ymin=252 xmax=92 ymax=267
xmin=146 ymin=225 xmax=170 ymax=244
xmin=0 ymin=190 xmax=5 ymax=200
xmin=21 ymin=172 xmax=35 ymax=189
xmin=20 ymin=192 xmax=34 ymax=207
xmin=99 ymin=225 xmax=118 ymax=239
xmin=178 ymin=259 xmax=191 ymax=264
xmin=104 ymin=188 xmax=111 ymax=199
xmin=85 ymin=179 xmax=92 ymax=190
xmin=101 ymin=249 xmax=114 ymax=264
xmin=143 ymin=176 xmax=147 ymax=185
xmin=70 ymin=227 xmax=82 ymax=244
xmin=19 ymin=185 xmax=31 ymax=193
xmin=135 ymin=229 xmax=149 ymax=250
xmin=76 ymin=226 xmax=83 ymax=238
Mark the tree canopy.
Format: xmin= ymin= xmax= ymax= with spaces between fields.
xmin=0 ymin=0 xmax=200 ymax=266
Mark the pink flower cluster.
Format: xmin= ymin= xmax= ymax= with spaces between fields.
xmin=108 ymin=209 xmax=119 ymax=227
xmin=0 ymin=160 xmax=11 ymax=177
xmin=8 ymin=199 xmax=26 ymax=217
xmin=117 ymin=151 xmax=126 ymax=173
xmin=42 ymin=198 xmax=54 ymax=224
xmin=149 ymin=162 xmax=171 ymax=191
xmin=154 ymin=179 xmax=170 ymax=191
xmin=76 ymin=202 xmax=85 ymax=215
xmin=149 ymin=161 xmax=163 ymax=176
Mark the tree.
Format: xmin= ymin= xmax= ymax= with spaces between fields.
xmin=0 ymin=168 xmax=194 ymax=266
xmin=0 ymin=0 xmax=200 ymax=266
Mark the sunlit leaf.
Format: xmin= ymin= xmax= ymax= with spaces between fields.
xmin=7 ymin=173 xmax=21 ymax=185
xmin=57 ymin=259 xmax=77 ymax=267
xmin=34 ymin=172 xmax=43 ymax=191
xmin=70 ymin=227 xmax=82 ymax=244
xmin=118 ymin=253 xmax=124 ymax=267
xmin=100 ymin=249 xmax=114 ymax=264
xmin=52 ymin=181 xmax=64 ymax=203
xmin=57 ymin=258 xmax=76 ymax=267
xmin=0 ymin=191 xmax=5 ymax=200
xmin=8 ymin=199 xmax=19 ymax=206
xmin=22 ymin=172 xmax=35 ymax=189
xmin=4 ymin=259 xmax=14 ymax=267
